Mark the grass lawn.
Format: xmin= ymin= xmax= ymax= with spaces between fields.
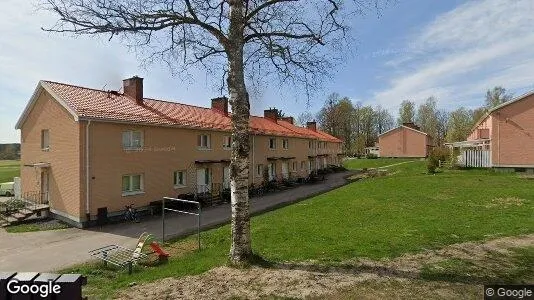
xmin=0 ymin=160 xmax=20 ymax=183
xmin=69 ymin=160 xmax=534 ymax=298
xmin=5 ymin=220 xmax=70 ymax=233
xmin=343 ymin=157 xmax=416 ymax=169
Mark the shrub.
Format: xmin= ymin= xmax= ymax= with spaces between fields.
xmin=427 ymin=147 xmax=450 ymax=173
xmin=366 ymin=153 xmax=378 ymax=159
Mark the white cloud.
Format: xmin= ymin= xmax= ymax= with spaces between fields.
xmin=373 ymin=0 xmax=534 ymax=111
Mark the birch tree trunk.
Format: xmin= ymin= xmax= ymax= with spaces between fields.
xmin=227 ymin=0 xmax=252 ymax=265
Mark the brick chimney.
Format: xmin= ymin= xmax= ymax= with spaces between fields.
xmin=211 ymin=97 xmax=228 ymax=115
xmin=123 ymin=76 xmax=144 ymax=105
xmin=264 ymin=108 xmax=278 ymax=122
xmin=282 ymin=117 xmax=294 ymax=124
xmin=307 ymin=121 xmax=317 ymax=131
xmin=402 ymin=122 xmax=420 ymax=131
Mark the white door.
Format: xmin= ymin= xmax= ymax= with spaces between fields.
xmin=268 ymin=163 xmax=276 ymax=181
xmin=223 ymin=166 xmax=230 ymax=189
xmin=281 ymin=162 xmax=289 ymax=179
xmin=196 ymin=168 xmax=211 ymax=193
xmin=323 ymin=157 xmax=327 ymax=168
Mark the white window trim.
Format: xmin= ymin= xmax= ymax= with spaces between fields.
xmin=198 ymin=134 xmax=212 ymax=150
xmin=223 ymin=136 xmax=232 ymax=150
xmin=122 ymin=174 xmax=144 ymax=196
xmin=122 ymin=130 xmax=144 ymax=150
xmin=41 ymin=129 xmax=50 ymax=151
xmin=269 ymin=138 xmax=276 ymax=150
xmin=283 ymin=139 xmax=289 ymax=150
xmin=173 ymin=170 xmax=187 ymax=188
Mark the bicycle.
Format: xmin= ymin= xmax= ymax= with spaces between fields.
xmin=124 ymin=204 xmax=140 ymax=223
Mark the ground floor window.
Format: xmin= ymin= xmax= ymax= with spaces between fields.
xmin=122 ymin=174 xmax=143 ymax=195
xmin=174 ymin=170 xmax=186 ymax=187
xmin=257 ymin=164 xmax=263 ymax=177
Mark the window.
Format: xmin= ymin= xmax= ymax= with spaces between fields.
xmin=41 ymin=129 xmax=50 ymax=150
xmin=174 ymin=170 xmax=186 ymax=187
xmin=223 ymin=136 xmax=232 ymax=149
xmin=122 ymin=174 xmax=144 ymax=195
xmin=122 ymin=130 xmax=143 ymax=149
xmin=282 ymin=139 xmax=289 ymax=149
xmin=257 ymin=164 xmax=264 ymax=177
xmin=308 ymin=140 xmax=313 ymax=149
xmin=198 ymin=134 xmax=211 ymax=149
xmin=301 ymin=161 xmax=305 ymax=169
xmin=269 ymin=138 xmax=276 ymax=149
xmin=292 ymin=162 xmax=297 ymax=171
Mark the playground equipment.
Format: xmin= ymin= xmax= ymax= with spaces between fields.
xmin=89 ymin=232 xmax=170 ymax=274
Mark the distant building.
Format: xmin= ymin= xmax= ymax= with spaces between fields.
xmin=446 ymin=90 xmax=534 ymax=170
xmin=378 ymin=123 xmax=433 ymax=158
xmin=364 ymin=144 xmax=380 ymax=157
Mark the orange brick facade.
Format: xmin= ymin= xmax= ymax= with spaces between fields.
xmin=378 ymin=126 xmax=433 ymax=158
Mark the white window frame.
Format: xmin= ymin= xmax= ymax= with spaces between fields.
xmin=122 ymin=130 xmax=144 ymax=150
xmin=223 ymin=135 xmax=232 ymax=149
xmin=269 ymin=138 xmax=276 ymax=150
xmin=122 ymin=174 xmax=144 ymax=196
xmin=292 ymin=162 xmax=297 ymax=171
xmin=282 ymin=139 xmax=289 ymax=149
xmin=173 ymin=170 xmax=187 ymax=188
xmin=198 ymin=134 xmax=211 ymax=150
xmin=41 ymin=129 xmax=50 ymax=151
xmin=257 ymin=164 xmax=264 ymax=177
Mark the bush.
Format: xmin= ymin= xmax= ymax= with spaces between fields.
xmin=366 ymin=153 xmax=378 ymax=159
xmin=427 ymin=147 xmax=450 ymax=173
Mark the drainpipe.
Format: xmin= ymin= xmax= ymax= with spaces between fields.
xmin=85 ymin=120 xmax=92 ymax=220
xmin=251 ymin=135 xmax=255 ymax=186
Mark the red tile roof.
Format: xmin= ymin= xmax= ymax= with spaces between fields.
xmin=40 ymin=80 xmax=342 ymax=142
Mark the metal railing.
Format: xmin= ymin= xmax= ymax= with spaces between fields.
xmin=162 ymin=197 xmax=201 ymax=249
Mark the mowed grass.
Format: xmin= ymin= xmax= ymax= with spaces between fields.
xmin=70 ymin=160 xmax=534 ymax=298
xmin=0 ymin=160 xmax=20 ymax=183
xmin=343 ymin=157 xmax=416 ymax=169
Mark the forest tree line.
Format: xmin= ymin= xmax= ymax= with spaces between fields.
xmin=303 ymin=86 xmax=513 ymax=155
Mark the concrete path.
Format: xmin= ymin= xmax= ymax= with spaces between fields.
xmin=0 ymin=171 xmax=353 ymax=272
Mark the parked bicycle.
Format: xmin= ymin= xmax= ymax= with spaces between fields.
xmin=124 ymin=204 xmax=140 ymax=223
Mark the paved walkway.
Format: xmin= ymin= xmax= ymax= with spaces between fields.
xmin=0 ymin=171 xmax=353 ymax=272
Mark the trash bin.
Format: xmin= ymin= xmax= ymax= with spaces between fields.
xmin=32 ymin=273 xmax=61 ymax=300
xmin=10 ymin=272 xmax=39 ymax=300
xmin=0 ymin=272 xmax=16 ymax=300
xmin=54 ymin=274 xmax=87 ymax=300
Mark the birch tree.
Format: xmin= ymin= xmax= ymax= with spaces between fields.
xmin=41 ymin=0 xmax=385 ymax=265
xmin=397 ymin=100 xmax=416 ymax=125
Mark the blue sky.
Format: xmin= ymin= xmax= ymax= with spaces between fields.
xmin=2 ymin=0 xmax=534 ymax=143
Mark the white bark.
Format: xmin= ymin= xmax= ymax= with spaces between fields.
xmin=227 ymin=0 xmax=252 ymax=265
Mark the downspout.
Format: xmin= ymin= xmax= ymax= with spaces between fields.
xmin=252 ymin=134 xmax=255 ymax=185
xmin=85 ymin=120 xmax=92 ymax=220
xmin=497 ymin=113 xmax=500 ymax=167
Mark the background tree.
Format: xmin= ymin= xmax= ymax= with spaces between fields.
xmin=471 ymin=107 xmax=486 ymax=125
xmin=435 ymin=109 xmax=449 ymax=146
xmin=446 ymin=107 xmax=473 ymax=142
xmin=374 ymin=105 xmax=393 ymax=135
xmin=485 ymin=86 xmax=513 ymax=109
xmin=397 ymin=100 xmax=416 ymax=125
xmin=42 ymin=0 xmax=385 ymax=265
xmin=416 ymin=97 xmax=439 ymax=139
xmin=317 ymin=93 xmax=342 ymax=137
xmin=296 ymin=111 xmax=314 ymax=127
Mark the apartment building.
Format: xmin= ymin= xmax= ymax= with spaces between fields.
xmin=15 ymin=77 xmax=343 ymax=227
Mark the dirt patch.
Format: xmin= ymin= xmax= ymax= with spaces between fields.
xmin=485 ymin=197 xmax=529 ymax=208
xmin=117 ymin=235 xmax=534 ymax=300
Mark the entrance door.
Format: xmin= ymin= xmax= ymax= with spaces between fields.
xmin=223 ymin=166 xmax=230 ymax=189
xmin=281 ymin=162 xmax=289 ymax=179
xmin=268 ymin=163 xmax=276 ymax=181
xmin=196 ymin=168 xmax=211 ymax=194
xmin=41 ymin=171 xmax=49 ymax=204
